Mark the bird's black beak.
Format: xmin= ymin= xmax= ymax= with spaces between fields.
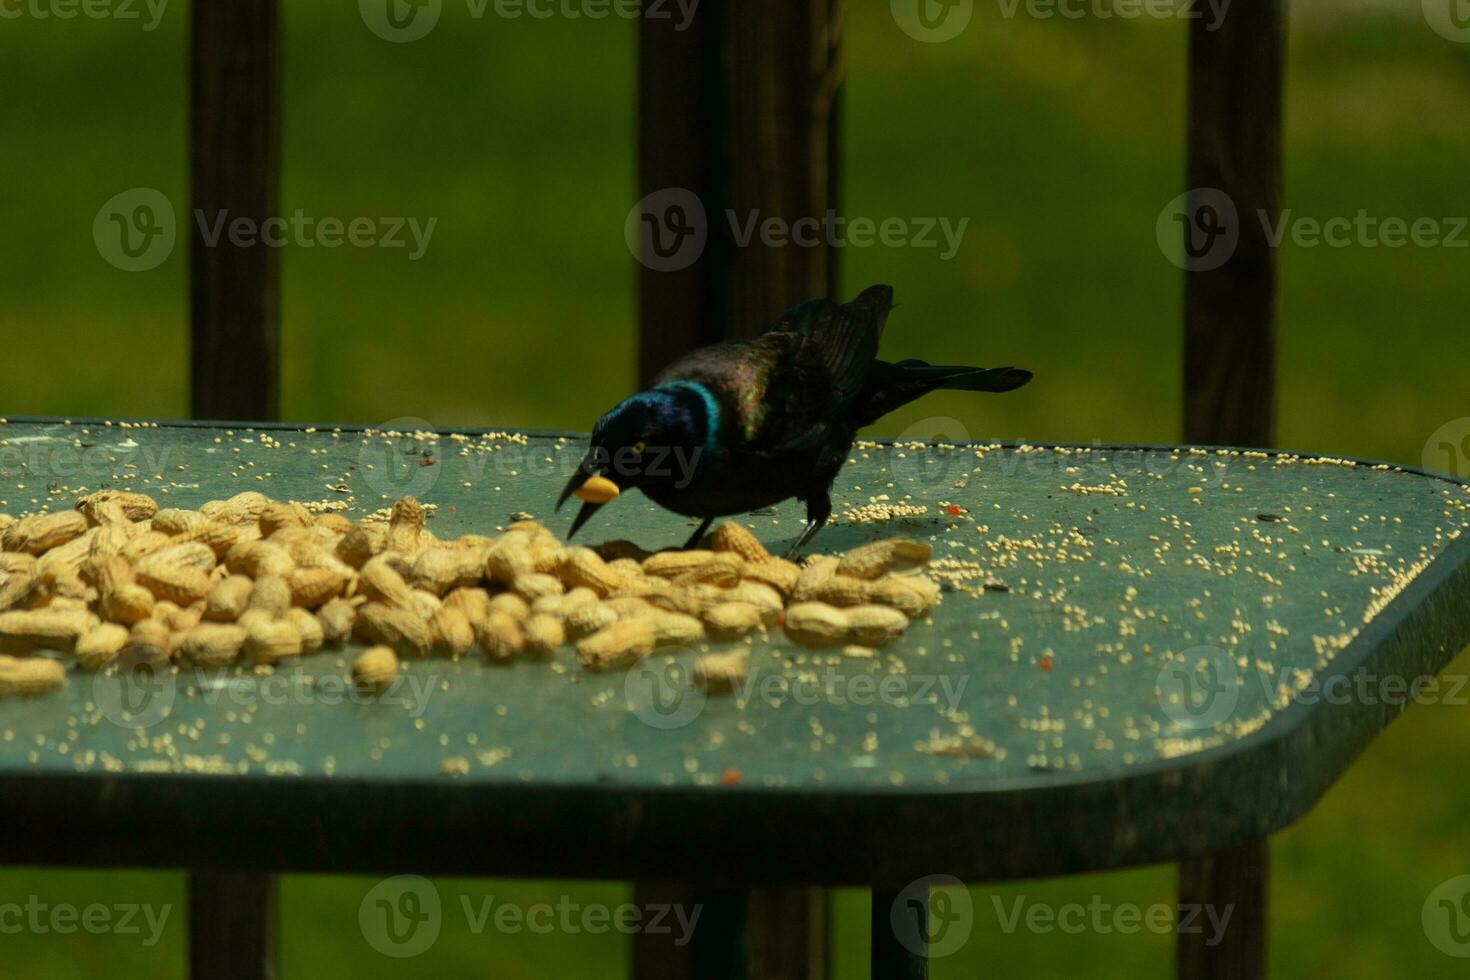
xmin=564 ymin=500 xmax=603 ymax=541
xmin=557 ymin=452 xmax=622 ymax=541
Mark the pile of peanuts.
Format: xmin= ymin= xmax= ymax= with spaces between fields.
xmin=0 ymin=489 xmax=941 ymax=698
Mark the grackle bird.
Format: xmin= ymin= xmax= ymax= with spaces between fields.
xmin=557 ymin=285 xmax=1031 ymax=558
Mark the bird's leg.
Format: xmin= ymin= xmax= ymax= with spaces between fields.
xmin=682 ymin=517 xmax=714 ymax=551
xmin=784 ymin=494 xmax=832 ymax=561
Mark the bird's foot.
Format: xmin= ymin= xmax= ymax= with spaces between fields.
xmin=681 ymin=517 xmax=714 ymax=551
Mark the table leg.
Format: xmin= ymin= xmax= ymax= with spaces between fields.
xmin=749 ymin=887 xmax=828 ymax=980
xmin=871 ymin=887 xmax=928 ymax=980
xmin=1177 ymin=837 xmax=1268 ymax=980
xmin=631 ymin=884 xmax=826 ymax=980
xmin=188 ymin=871 xmax=278 ymax=980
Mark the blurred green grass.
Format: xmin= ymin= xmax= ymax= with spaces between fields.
xmin=1 ymin=2 xmax=1468 ymax=977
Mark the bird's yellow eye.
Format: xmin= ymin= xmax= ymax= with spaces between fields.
xmin=632 ymin=441 xmax=647 ymax=454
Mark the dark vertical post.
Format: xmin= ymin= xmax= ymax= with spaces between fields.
xmin=872 ymin=887 xmax=928 ymax=980
xmin=631 ymin=884 xmax=748 ymax=980
xmin=189 ymin=871 xmax=279 ymax=980
xmin=636 ymin=0 xmax=843 ymax=384
xmin=1182 ymin=0 xmax=1283 ymax=447
xmin=718 ymin=0 xmax=844 ymax=339
xmin=630 ymin=884 xmax=827 ymax=980
xmin=190 ymin=0 xmax=282 ymax=421
xmin=188 ymin=4 xmax=281 ymax=975
xmin=1178 ymin=838 xmax=1269 ymax=980
xmin=748 ymin=886 xmax=829 ymax=980
xmin=634 ymin=4 xmax=842 ymax=976
xmin=636 ymin=1 xmax=724 ymax=384
xmin=1180 ymin=8 xmax=1279 ymax=966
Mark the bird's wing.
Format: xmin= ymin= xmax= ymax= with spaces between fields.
xmin=654 ymin=286 xmax=898 ymax=455
xmin=763 ymin=284 xmax=895 ymax=409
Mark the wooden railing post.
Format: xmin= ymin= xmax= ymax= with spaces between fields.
xmin=717 ymin=0 xmax=844 ymax=339
xmin=636 ymin=0 xmax=843 ymax=384
xmin=1182 ymin=0 xmax=1284 ymax=448
xmin=1179 ymin=3 xmax=1282 ymax=976
xmin=188 ymin=3 xmax=282 ymax=978
xmin=188 ymin=871 xmax=280 ymax=980
xmin=636 ymin=0 xmax=724 ymax=383
xmin=190 ymin=0 xmax=282 ymax=422
xmin=634 ymin=2 xmax=842 ymax=977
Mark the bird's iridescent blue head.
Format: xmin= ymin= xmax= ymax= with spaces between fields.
xmin=556 ymin=381 xmax=721 ymax=539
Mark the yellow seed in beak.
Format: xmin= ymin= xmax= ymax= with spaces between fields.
xmin=574 ymin=476 xmax=621 ymax=504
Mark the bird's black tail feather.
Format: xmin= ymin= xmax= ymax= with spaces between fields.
xmin=853 ymin=359 xmax=1032 ymax=427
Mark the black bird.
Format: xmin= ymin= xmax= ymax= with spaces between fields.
xmin=557 ymin=285 xmax=1031 ymax=558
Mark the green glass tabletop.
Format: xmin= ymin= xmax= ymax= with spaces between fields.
xmin=0 ymin=418 xmax=1467 ymax=885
